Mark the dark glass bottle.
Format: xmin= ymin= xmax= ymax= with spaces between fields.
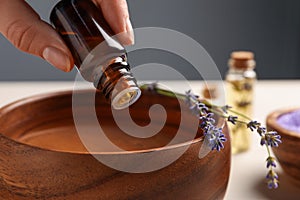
xmin=50 ymin=0 xmax=141 ymax=109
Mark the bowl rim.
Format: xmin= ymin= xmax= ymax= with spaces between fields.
xmin=0 ymin=89 xmax=226 ymax=156
xmin=267 ymin=107 xmax=300 ymax=139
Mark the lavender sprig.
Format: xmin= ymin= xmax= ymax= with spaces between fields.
xmin=146 ymin=81 xmax=158 ymax=91
xmin=205 ymin=126 xmax=227 ymax=151
xmin=140 ymin=83 xmax=282 ymax=189
xmin=266 ymin=168 xmax=279 ymax=189
xmin=245 ymin=120 xmax=281 ymax=189
xmin=221 ymin=105 xmax=232 ymax=114
xmin=227 ymin=115 xmax=238 ymax=125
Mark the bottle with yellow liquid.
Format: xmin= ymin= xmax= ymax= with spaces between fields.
xmin=225 ymin=51 xmax=256 ymax=154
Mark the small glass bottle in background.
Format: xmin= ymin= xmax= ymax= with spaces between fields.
xmin=202 ymin=84 xmax=218 ymax=101
xmin=225 ymin=51 xmax=257 ymax=154
xmin=50 ymin=0 xmax=141 ymax=110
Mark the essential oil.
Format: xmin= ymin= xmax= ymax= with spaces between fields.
xmin=225 ymin=51 xmax=256 ymax=154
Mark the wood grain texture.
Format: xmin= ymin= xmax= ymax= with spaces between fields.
xmin=0 ymin=89 xmax=231 ymax=199
xmin=267 ymin=108 xmax=300 ymax=186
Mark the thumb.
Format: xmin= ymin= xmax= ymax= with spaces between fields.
xmin=0 ymin=0 xmax=73 ymax=72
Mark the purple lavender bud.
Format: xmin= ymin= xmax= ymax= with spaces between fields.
xmin=221 ymin=105 xmax=232 ymax=114
xmin=267 ymin=180 xmax=279 ymax=189
xmin=257 ymin=127 xmax=266 ymax=136
xmin=228 ymin=115 xmax=238 ymax=125
xmin=265 ymin=131 xmax=282 ymax=147
xmin=260 ymin=137 xmax=266 ymax=146
xmin=247 ymin=120 xmax=261 ymax=131
xmin=198 ymin=103 xmax=208 ymax=114
xmin=147 ymin=82 xmax=157 ymax=91
xmin=266 ymin=157 xmax=277 ymax=168
xmin=207 ymin=127 xmax=227 ymax=151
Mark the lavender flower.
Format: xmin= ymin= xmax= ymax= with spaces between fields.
xmin=227 ymin=115 xmax=238 ymax=125
xmin=266 ymin=156 xmax=277 ymax=168
xmin=185 ymin=91 xmax=226 ymax=152
xmin=198 ymin=103 xmax=208 ymax=114
xmin=205 ymin=126 xmax=227 ymax=151
xmin=257 ymin=126 xmax=266 ymax=136
xmin=221 ymin=105 xmax=232 ymax=114
xmin=199 ymin=113 xmax=215 ymax=129
xmin=265 ymin=131 xmax=282 ymax=147
xmin=247 ymin=120 xmax=261 ymax=131
xmin=266 ymin=169 xmax=279 ymax=189
xmin=260 ymin=137 xmax=267 ymax=146
xmin=185 ymin=90 xmax=199 ymax=107
xmin=267 ymin=179 xmax=279 ymax=189
xmin=260 ymin=131 xmax=281 ymax=147
xmin=243 ymin=83 xmax=253 ymax=91
xmin=146 ymin=82 xmax=158 ymax=91
xmin=189 ymin=102 xmax=210 ymax=116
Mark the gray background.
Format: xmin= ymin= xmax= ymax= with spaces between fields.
xmin=0 ymin=0 xmax=300 ymax=81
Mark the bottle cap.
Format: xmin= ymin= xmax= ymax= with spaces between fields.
xmin=228 ymin=51 xmax=256 ymax=69
xmin=93 ymin=59 xmax=141 ymax=110
xmin=202 ymin=84 xmax=218 ymax=99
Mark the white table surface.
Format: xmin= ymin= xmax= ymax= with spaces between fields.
xmin=1 ymin=80 xmax=300 ymax=199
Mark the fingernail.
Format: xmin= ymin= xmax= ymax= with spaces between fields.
xmin=43 ymin=46 xmax=71 ymax=72
xmin=125 ymin=18 xmax=134 ymax=45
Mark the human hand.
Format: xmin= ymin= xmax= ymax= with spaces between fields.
xmin=0 ymin=0 xmax=134 ymax=72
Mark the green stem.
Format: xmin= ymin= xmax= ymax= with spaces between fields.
xmin=265 ymin=144 xmax=275 ymax=173
xmin=140 ymin=84 xmax=186 ymax=100
xmin=227 ymin=109 xmax=252 ymax=121
xmin=209 ymin=107 xmax=228 ymax=118
xmin=140 ymin=83 xmax=253 ymax=125
xmin=208 ymin=108 xmax=248 ymax=126
xmin=266 ymin=144 xmax=272 ymax=158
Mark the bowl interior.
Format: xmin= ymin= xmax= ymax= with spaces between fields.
xmin=267 ymin=108 xmax=300 ymax=138
xmin=0 ymin=89 xmax=203 ymax=153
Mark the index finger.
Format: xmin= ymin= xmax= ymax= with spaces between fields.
xmin=94 ymin=0 xmax=134 ymax=45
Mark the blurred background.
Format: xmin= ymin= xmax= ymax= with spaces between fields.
xmin=0 ymin=0 xmax=300 ymax=81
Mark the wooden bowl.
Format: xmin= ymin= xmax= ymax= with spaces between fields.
xmin=0 ymin=89 xmax=230 ymax=199
xmin=267 ymin=108 xmax=300 ymax=185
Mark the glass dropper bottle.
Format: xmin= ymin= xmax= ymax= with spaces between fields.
xmin=50 ymin=0 xmax=141 ymax=109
